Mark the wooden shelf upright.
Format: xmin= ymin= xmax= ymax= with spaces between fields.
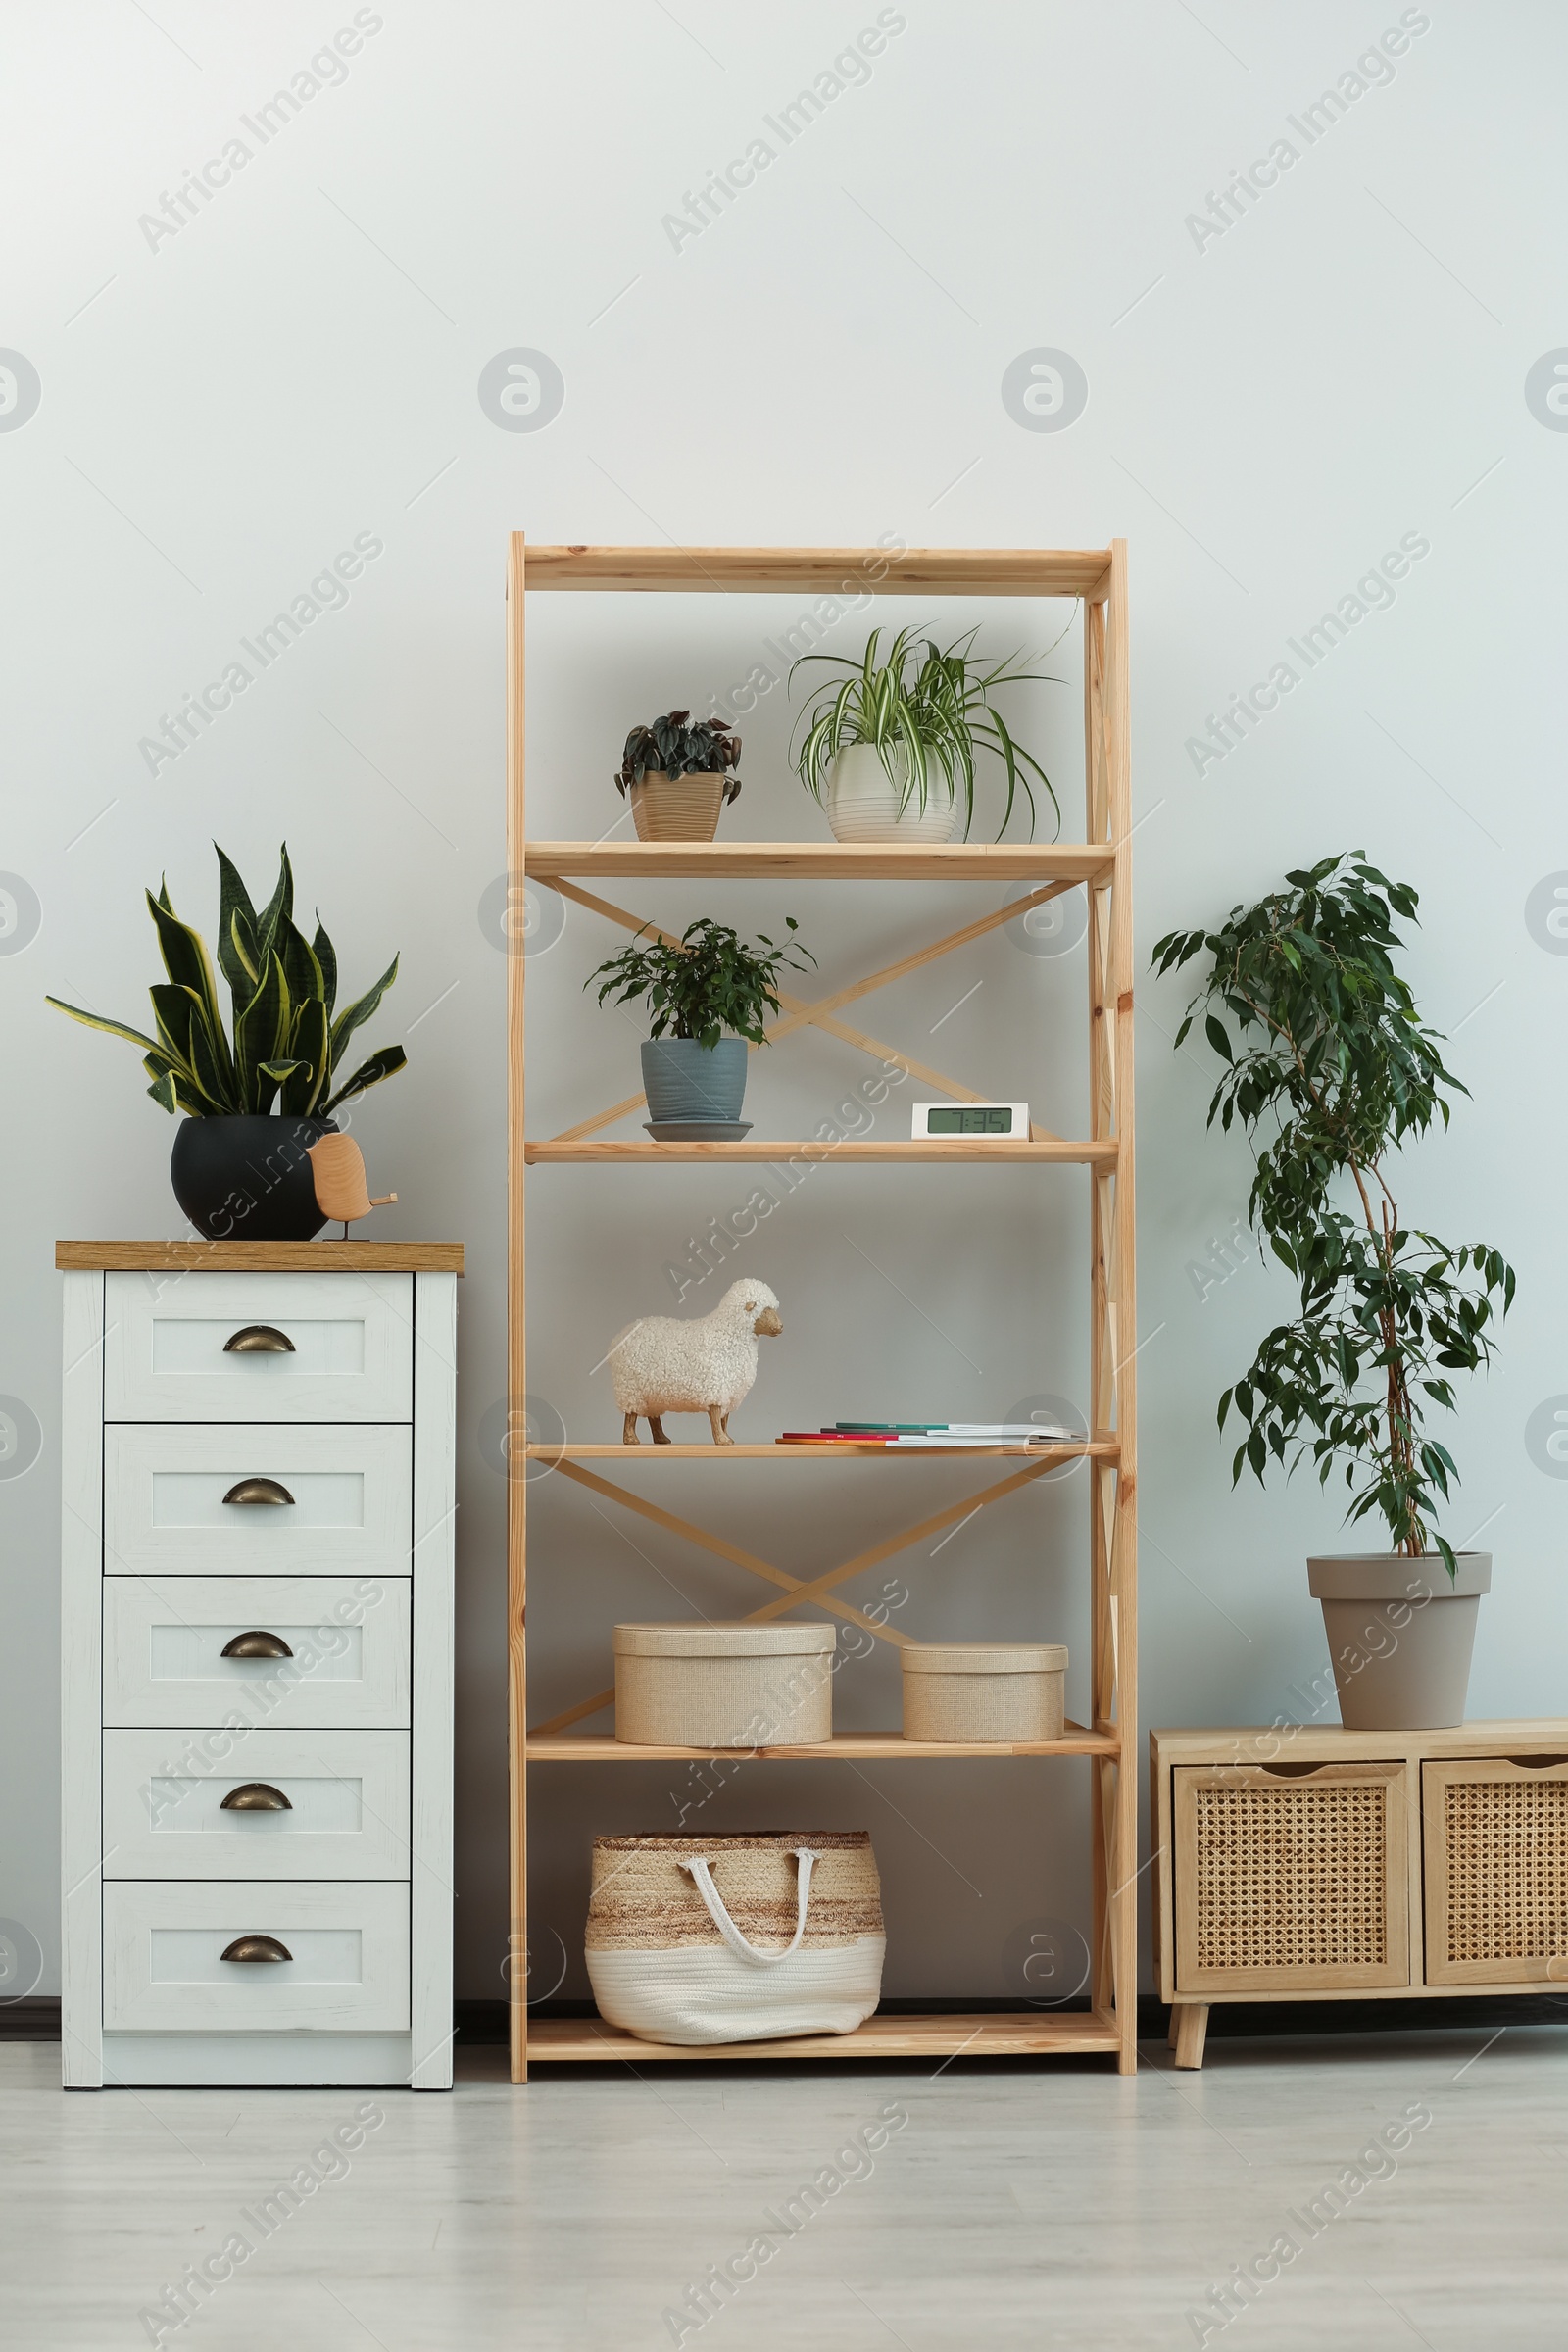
xmin=506 ymin=540 xmax=1138 ymax=2079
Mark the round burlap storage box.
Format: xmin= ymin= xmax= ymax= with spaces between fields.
xmin=901 ymin=1642 xmax=1067 ymax=1742
xmin=613 ymin=1620 xmax=835 ymax=1747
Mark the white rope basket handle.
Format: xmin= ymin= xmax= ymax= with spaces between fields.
xmin=677 ymin=1847 xmax=821 ymax=1968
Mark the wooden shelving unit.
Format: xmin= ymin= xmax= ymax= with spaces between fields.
xmin=507 ymin=539 xmax=1138 ymax=2078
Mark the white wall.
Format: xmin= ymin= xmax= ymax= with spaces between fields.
xmin=4 ymin=1 xmax=1563 ymax=2009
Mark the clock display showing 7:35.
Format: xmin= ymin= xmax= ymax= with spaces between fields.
xmin=910 ymin=1102 xmax=1029 ymax=1139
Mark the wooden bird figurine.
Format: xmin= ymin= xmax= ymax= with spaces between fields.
xmin=307 ymin=1133 xmax=397 ymax=1237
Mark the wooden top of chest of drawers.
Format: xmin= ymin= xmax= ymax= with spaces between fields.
xmin=57 ymin=1241 xmax=464 ymax=1273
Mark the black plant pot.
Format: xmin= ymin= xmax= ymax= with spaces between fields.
xmin=171 ymin=1115 xmax=337 ymax=1242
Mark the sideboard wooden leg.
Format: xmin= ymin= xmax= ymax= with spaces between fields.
xmin=1166 ymin=2008 xmax=1179 ymax=2048
xmin=1173 ymin=2004 xmax=1209 ymax=2070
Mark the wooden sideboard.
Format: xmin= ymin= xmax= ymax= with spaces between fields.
xmin=1152 ymin=1722 xmax=1568 ymax=2068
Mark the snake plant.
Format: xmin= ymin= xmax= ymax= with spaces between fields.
xmin=47 ymin=843 xmax=406 ymax=1118
xmin=791 ymin=625 xmax=1061 ymax=840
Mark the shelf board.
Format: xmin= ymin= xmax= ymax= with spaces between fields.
xmin=526 ymin=1441 xmax=1117 ymax=1460
xmin=527 ymin=1724 xmax=1116 ymax=1761
xmin=526 ymin=1138 xmax=1116 ymax=1165
xmin=522 ymin=546 xmax=1112 ymax=598
xmin=526 ymin=2009 xmax=1121 ymax=2061
xmin=524 ymin=841 xmax=1113 ymax=883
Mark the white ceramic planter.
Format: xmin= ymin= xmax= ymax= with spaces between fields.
xmin=823 ymin=743 xmax=960 ymax=845
xmin=1307 ymin=1551 xmax=1491 ymax=1730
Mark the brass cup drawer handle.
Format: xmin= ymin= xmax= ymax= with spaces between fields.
xmin=222 ymin=1478 xmax=296 ymax=1507
xmin=220 ymin=1783 xmax=293 ymax=1812
xmin=223 ymin=1325 xmax=296 ymax=1354
xmin=220 ymin=1630 xmax=294 ymax=1660
xmin=220 ymin=1935 xmax=293 ymax=1964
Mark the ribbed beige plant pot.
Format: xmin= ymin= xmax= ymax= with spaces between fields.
xmin=1307 ymin=1552 xmax=1491 ymax=1731
xmin=629 ymin=770 xmax=727 ymax=842
xmin=824 ymin=743 xmax=960 ymax=844
xmin=613 ymin=1620 xmax=835 ymax=1746
xmin=901 ymin=1642 xmax=1067 ymax=1742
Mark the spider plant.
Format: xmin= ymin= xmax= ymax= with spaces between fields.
xmin=791 ymin=624 xmax=1061 ymax=840
xmin=47 ymin=842 xmax=407 ymax=1118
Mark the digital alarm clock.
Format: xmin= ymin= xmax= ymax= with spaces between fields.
xmin=911 ymin=1102 xmax=1029 ymax=1139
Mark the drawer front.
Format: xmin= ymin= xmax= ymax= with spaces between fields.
xmin=105 ymin=1425 xmax=412 ymax=1578
xmin=103 ymin=1576 xmax=411 ymax=1730
xmin=104 ymin=1271 xmax=413 ymax=1423
xmin=1423 ymin=1756 xmax=1568 ymax=1984
xmin=104 ymin=1880 xmax=410 ymax=2033
xmin=104 ymin=1729 xmax=411 ymax=1880
xmin=1174 ymin=1763 xmax=1411 ymax=1993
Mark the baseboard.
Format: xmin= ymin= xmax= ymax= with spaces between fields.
xmin=0 ymin=1998 xmax=61 ymax=2041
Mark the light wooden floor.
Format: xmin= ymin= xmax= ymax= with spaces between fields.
xmin=6 ymin=2028 xmax=1565 ymax=2349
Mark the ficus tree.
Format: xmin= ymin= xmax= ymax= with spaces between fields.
xmin=587 ymin=916 xmax=814 ymax=1050
xmin=1152 ymin=855 xmax=1513 ymax=1576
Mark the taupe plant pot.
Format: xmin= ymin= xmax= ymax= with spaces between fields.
xmin=1307 ymin=1552 xmax=1491 ymax=1731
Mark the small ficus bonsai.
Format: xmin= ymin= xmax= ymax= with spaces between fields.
xmin=1152 ymin=856 xmax=1513 ymax=1578
xmin=48 ymin=842 xmax=406 ymax=1119
xmin=587 ymin=917 xmax=814 ymax=1050
xmin=616 ymin=711 xmax=741 ymax=803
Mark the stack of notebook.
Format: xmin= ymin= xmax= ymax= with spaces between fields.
xmin=777 ymin=1421 xmax=1081 ymax=1447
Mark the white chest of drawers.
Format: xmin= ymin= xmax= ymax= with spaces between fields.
xmin=58 ymin=1242 xmax=461 ymax=2090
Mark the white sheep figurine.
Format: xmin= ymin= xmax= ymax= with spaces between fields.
xmin=610 ymin=1278 xmax=783 ymax=1446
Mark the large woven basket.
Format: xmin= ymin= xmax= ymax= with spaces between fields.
xmin=585 ymin=1830 xmax=884 ymax=2045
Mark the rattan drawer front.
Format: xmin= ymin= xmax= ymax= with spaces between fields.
xmin=1173 ymin=1763 xmax=1411 ymax=1993
xmin=1423 ymin=1757 xmax=1568 ymax=1984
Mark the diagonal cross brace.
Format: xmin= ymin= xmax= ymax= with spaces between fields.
xmin=541 ymin=875 xmax=1076 ymax=1145
xmin=527 ymin=1452 xmax=1063 ymax=1734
